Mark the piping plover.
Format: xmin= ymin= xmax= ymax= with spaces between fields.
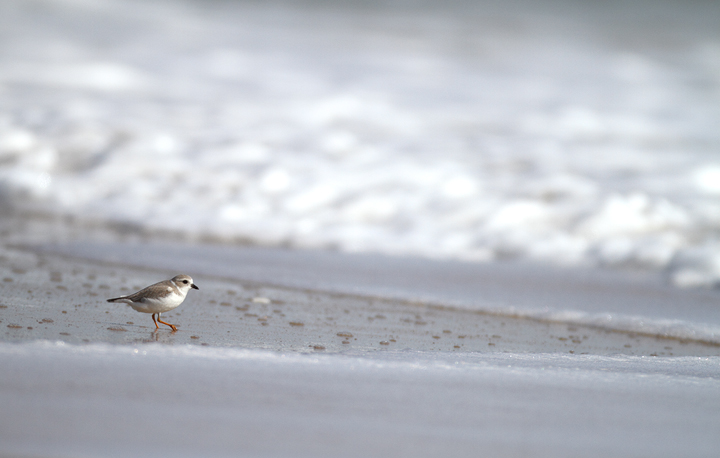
xmin=107 ymin=274 xmax=199 ymax=331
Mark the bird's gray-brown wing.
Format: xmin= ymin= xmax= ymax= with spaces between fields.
xmin=107 ymin=280 xmax=175 ymax=303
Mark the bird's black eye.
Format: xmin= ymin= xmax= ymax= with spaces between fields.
xmin=183 ymin=280 xmax=188 ymax=284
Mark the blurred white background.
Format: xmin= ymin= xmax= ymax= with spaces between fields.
xmin=0 ymin=0 xmax=719 ymax=286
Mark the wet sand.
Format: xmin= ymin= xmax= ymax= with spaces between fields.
xmin=2 ymin=243 xmax=718 ymax=357
xmin=3 ymin=222 xmax=720 ymax=458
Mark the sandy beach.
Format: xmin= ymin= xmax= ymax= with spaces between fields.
xmin=2 ymin=235 xmax=719 ymax=356
xmin=2 ymin=218 xmax=720 ymax=457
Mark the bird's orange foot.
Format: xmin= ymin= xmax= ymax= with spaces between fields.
xmin=156 ymin=316 xmax=178 ymax=331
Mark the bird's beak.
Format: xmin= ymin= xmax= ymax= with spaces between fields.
xmin=192 ymin=284 xmax=199 ymax=290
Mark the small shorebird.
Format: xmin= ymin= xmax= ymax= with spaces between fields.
xmin=107 ymin=274 xmax=199 ymax=331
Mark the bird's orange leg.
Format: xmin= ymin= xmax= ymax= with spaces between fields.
xmin=156 ymin=314 xmax=178 ymax=332
xmin=151 ymin=313 xmax=159 ymax=330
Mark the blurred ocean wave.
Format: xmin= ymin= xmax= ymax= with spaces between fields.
xmin=1 ymin=0 xmax=719 ymax=286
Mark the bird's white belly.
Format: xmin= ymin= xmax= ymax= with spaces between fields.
xmin=129 ymin=294 xmax=184 ymax=314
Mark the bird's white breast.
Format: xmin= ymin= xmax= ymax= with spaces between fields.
xmin=128 ymin=290 xmax=186 ymax=313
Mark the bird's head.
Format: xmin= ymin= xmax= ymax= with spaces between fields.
xmin=172 ymin=274 xmax=199 ymax=292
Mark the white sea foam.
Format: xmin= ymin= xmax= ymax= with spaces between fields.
xmin=1 ymin=0 xmax=720 ymax=286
